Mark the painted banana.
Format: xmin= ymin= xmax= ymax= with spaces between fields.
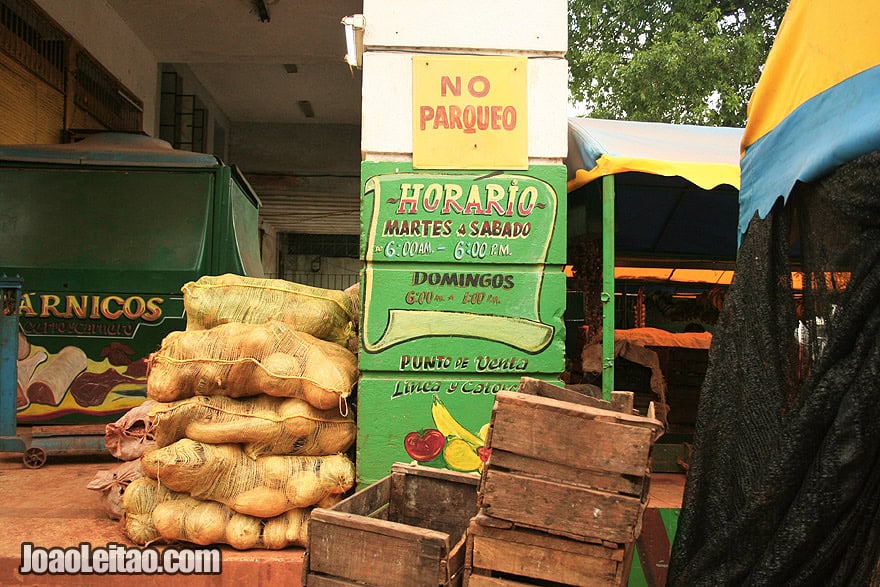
xmin=443 ymin=437 xmax=483 ymax=472
xmin=431 ymin=396 xmax=483 ymax=447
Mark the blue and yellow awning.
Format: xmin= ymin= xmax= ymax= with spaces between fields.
xmin=739 ymin=0 xmax=880 ymax=238
xmin=567 ymin=117 xmax=742 ymax=193
xmin=566 ymin=118 xmax=744 ymax=263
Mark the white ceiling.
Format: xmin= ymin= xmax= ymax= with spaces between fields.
xmin=106 ymin=0 xmax=364 ymax=125
xmin=102 ymin=0 xmax=365 ymax=238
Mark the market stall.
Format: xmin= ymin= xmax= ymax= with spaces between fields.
xmin=564 ymin=117 xmax=742 ymax=451
xmin=0 ymin=132 xmax=264 ymax=465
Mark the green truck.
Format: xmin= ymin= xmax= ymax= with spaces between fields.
xmin=0 ymin=133 xmax=263 ymax=425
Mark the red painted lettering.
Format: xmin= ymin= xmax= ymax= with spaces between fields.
xmin=123 ymin=296 xmax=146 ymax=320
xmin=448 ymin=105 xmax=462 ymax=130
xmin=433 ymin=106 xmax=449 ymax=129
xmin=397 ymin=183 xmax=418 ymax=214
xmin=419 ymin=106 xmax=434 ymax=131
xmin=440 ymin=75 xmax=461 ymax=96
xmin=422 ymin=184 xmax=443 ymax=212
xmin=503 ymin=106 xmax=517 ymax=130
xmin=468 ymin=76 xmax=490 ymax=97
xmin=66 ymin=295 xmax=89 ymax=319
xmin=143 ymin=297 xmax=164 ymax=322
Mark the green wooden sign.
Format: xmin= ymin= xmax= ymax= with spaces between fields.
xmin=356 ymin=162 xmax=568 ymax=485
xmin=356 ymin=373 xmax=560 ymax=487
xmin=359 ymin=265 xmax=566 ymax=372
xmin=361 ymin=162 xmax=567 ymax=265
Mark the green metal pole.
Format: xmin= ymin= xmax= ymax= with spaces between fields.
xmin=601 ymin=175 xmax=615 ymax=401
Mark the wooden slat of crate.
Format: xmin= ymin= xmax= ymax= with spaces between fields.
xmin=308 ymin=507 xmax=452 ymax=586
xmin=307 ymin=575 xmax=373 ymax=587
xmin=465 ymin=517 xmax=630 ymax=587
xmin=470 ymin=536 xmax=620 ymax=585
xmin=488 ymin=448 xmax=646 ymax=498
xmin=306 ymin=463 xmax=479 ymax=587
xmin=389 ymin=464 xmax=481 ymax=539
xmin=480 ymin=469 xmax=645 ymax=544
xmin=489 ymin=391 xmax=661 ymax=479
xmin=328 ymin=470 xmax=392 ymax=517
xmin=519 ymin=376 xmax=635 ymax=415
xmin=466 ymin=576 xmax=532 ymax=587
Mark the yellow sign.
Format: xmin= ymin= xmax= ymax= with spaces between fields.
xmin=413 ymin=55 xmax=528 ymax=170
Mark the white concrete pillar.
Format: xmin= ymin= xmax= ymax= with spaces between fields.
xmin=354 ymin=1 xmax=572 ymax=486
xmin=361 ymin=0 xmax=569 ymax=163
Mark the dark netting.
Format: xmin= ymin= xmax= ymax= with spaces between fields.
xmin=668 ymin=151 xmax=880 ymax=586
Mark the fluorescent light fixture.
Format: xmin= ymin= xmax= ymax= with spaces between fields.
xmin=298 ymin=100 xmax=315 ymax=118
xmin=254 ymin=0 xmax=270 ymax=22
xmin=341 ymin=14 xmax=365 ymax=69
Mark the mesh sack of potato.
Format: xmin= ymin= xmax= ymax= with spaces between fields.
xmin=154 ymin=498 xmax=312 ymax=550
xmin=343 ymin=282 xmax=360 ymax=328
xmin=146 ymin=320 xmax=357 ymax=410
xmin=122 ymin=476 xmax=188 ymax=545
xmin=141 ymin=439 xmax=354 ymax=518
xmin=149 ymin=395 xmax=356 ymax=458
xmin=343 ymin=282 xmax=360 ymax=355
xmin=182 ymin=274 xmax=355 ymax=347
xmin=123 ymin=477 xmax=341 ymax=549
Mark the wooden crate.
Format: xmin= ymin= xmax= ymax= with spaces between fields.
xmin=478 ymin=390 xmax=663 ymax=544
xmin=518 ymin=376 xmax=637 ymax=415
xmin=305 ymin=462 xmax=480 ymax=587
xmin=464 ymin=515 xmax=633 ymax=587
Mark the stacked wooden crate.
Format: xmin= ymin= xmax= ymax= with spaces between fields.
xmin=465 ymin=379 xmax=664 ymax=586
xmin=305 ymin=463 xmax=480 ymax=587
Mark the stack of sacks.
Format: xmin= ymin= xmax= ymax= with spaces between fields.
xmin=123 ymin=274 xmax=358 ymax=550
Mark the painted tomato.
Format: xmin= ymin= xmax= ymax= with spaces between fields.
xmin=404 ymin=429 xmax=446 ymax=462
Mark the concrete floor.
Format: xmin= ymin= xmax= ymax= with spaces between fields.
xmin=0 ymin=451 xmax=685 ymax=587
xmin=0 ymin=452 xmax=306 ymax=586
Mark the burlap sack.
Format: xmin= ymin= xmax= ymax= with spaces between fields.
xmin=105 ymin=400 xmax=157 ymax=460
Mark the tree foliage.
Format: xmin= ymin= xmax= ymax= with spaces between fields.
xmin=568 ymin=0 xmax=789 ymax=126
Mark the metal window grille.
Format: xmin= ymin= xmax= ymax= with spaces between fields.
xmin=284 ymin=233 xmax=360 ymax=290
xmin=159 ymin=68 xmax=207 ymax=152
xmin=73 ymin=48 xmax=142 ymax=132
xmin=286 ymin=233 xmax=359 ymax=258
xmin=0 ymin=0 xmax=66 ymax=91
xmin=285 ymin=272 xmax=358 ymax=290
